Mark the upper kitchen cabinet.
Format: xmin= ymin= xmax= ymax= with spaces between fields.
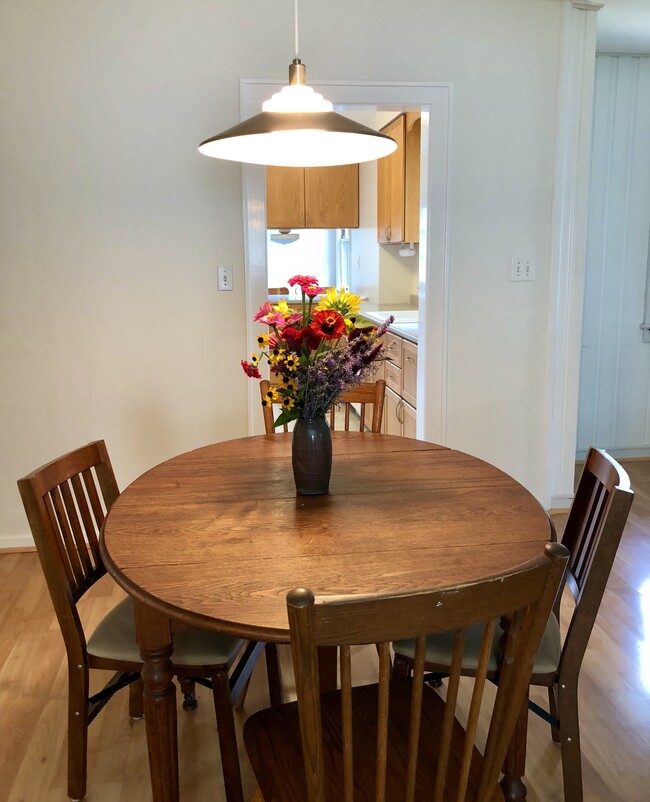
xmin=266 ymin=164 xmax=359 ymax=229
xmin=377 ymin=113 xmax=421 ymax=244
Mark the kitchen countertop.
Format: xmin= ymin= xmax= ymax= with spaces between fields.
xmin=360 ymin=308 xmax=419 ymax=344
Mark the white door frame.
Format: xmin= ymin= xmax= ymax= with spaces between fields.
xmin=240 ymin=80 xmax=453 ymax=441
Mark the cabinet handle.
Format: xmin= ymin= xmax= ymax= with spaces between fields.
xmin=386 ymin=224 xmax=391 ymax=242
xmin=397 ymin=400 xmax=404 ymax=424
xmin=405 ymin=356 xmax=416 ymax=362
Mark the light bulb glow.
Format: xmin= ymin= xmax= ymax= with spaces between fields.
xmin=199 ymin=128 xmax=396 ymax=167
xmin=262 ymin=84 xmax=333 ymax=113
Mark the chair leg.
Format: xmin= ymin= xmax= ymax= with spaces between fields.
xmin=211 ymin=668 xmax=244 ymax=802
xmin=178 ymin=676 xmax=198 ymax=710
xmin=500 ymin=692 xmax=529 ymax=802
xmin=548 ymin=683 xmax=561 ymax=743
xmin=264 ymin=643 xmax=283 ymax=707
xmin=67 ymin=664 xmax=89 ymax=801
xmin=234 ymin=675 xmax=252 ymax=712
xmin=392 ymin=654 xmax=411 ymax=678
xmin=129 ymin=677 xmax=144 ymax=719
xmin=558 ymin=680 xmax=584 ymax=802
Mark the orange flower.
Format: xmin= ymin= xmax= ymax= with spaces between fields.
xmin=310 ymin=309 xmax=346 ymax=340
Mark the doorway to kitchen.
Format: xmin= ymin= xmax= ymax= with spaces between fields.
xmin=241 ymin=80 xmax=452 ymax=440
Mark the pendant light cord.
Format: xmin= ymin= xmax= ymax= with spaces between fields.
xmin=294 ymin=0 xmax=299 ymax=59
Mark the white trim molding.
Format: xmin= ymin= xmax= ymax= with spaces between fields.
xmin=545 ymin=0 xmax=602 ymax=509
xmin=0 ymin=533 xmax=35 ymax=551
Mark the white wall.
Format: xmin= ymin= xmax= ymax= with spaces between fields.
xmin=1 ymin=0 xmax=566 ymax=546
xmin=578 ymin=55 xmax=650 ymax=458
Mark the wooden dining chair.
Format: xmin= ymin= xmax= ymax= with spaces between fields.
xmin=393 ymin=447 xmax=634 ymax=802
xmin=244 ymin=542 xmax=568 ymax=802
xmin=17 ymin=440 xmax=276 ymax=802
xmin=260 ymin=378 xmax=386 ymax=434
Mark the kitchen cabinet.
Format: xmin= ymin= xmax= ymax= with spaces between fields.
xmin=381 ymin=331 xmax=418 ymax=437
xmin=377 ymin=113 xmax=421 ymax=244
xmin=266 ymin=164 xmax=359 ymax=229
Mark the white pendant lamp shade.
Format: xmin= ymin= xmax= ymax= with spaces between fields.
xmin=199 ymin=59 xmax=397 ymax=167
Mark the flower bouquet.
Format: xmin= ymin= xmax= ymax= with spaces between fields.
xmin=241 ymin=275 xmax=393 ymax=429
xmin=241 ymin=275 xmax=393 ymax=495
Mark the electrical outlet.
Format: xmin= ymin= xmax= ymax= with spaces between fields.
xmin=217 ymin=265 xmax=233 ymax=291
xmin=511 ymin=257 xmax=536 ymax=282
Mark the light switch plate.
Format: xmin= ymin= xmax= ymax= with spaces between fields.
xmin=511 ymin=257 xmax=536 ymax=282
xmin=217 ymin=265 xmax=233 ymax=291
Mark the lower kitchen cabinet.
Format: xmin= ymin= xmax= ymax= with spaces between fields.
xmin=380 ymin=332 xmax=418 ymax=438
xmin=385 ymin=387 xmax=417 ymax=438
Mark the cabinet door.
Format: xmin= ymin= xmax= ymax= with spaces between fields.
xmin=402 ymin=340 xmax=417 ymax=408
xmin=402 ymin=400 xmax=417 ymax=439
xmin=383 ymin=332 xmax=403 ymax=368
xmin=266 ymin=166 xmax=305 ymax=229
xmin=377 ymin=115 xmax=405 ymax=243
xmin=304 ymin=164 xmax=359 ymax=228
xmin=384 ymin=387 xmax=402 ymax=437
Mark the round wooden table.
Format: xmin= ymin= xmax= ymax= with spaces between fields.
xmin=101 ymin=432 xmax=553 ymax=802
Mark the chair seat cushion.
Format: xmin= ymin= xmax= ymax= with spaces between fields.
xmin=87 ymin=596 xmax=245 ymax=667
xmin=393 ymin=613 xmax=561 ymax=679
xmin=244 ymin=679 xmax=504 ymax=802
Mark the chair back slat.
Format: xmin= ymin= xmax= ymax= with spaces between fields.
xmin=433 ymin=629 xmax=465 ymax=802
xmin=71 ymin=472 xmax=102 ymax=564
xmin=286 ymin=543 xmax=568 ymax=802
xmin=59 ymin=479 xmax=94 ymax=576
xmin=50 ymin=485 xmax=87 ymax=585
xmin=375 ymin=643 xmax=391 ymax=802
xmin=456 ymin=619 xmax=495 ymax=802
xmin=405 ymin=635 xmax=425 ymax=802
xmin=339 ymin=644 xmax=354 ymax=802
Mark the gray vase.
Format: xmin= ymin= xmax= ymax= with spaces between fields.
xmin=291 ymin=417 xmax=332 ymax=495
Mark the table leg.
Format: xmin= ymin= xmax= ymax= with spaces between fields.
xmin=134 ymin=600 xmax=179 ymax=802
xmin=500 ymin=693 xmax=529 ymax=802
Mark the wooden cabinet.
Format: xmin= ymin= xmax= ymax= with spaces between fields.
xmin=377 ymin=113 xmax=421 ymax=244
xmin=381 ymin=331 xmax=418 ymax=437
xmin=266 ymin=164 xmax=359 ymax=229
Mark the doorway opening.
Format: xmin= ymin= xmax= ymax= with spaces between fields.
xmin=241 ymin=80 xmax=452 ymax=439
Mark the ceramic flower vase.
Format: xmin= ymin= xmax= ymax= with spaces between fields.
xmin=292 ymin=417 xmax=332 ymax=495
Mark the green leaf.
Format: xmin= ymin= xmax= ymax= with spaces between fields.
xmin=274 ymin=409 xmax=298 ymax=428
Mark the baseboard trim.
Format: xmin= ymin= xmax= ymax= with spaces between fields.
xmin=549 ymin=495 xmax=573 ymax=511
xmin=0 ymin=534 xmax=35 ymax=552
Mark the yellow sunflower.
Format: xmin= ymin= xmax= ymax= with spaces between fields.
xmin=314 ymin=286 xmax=362 ymax=317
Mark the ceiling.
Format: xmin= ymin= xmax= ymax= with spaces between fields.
xmin=597 ymin=0 xmax=650 ymax=54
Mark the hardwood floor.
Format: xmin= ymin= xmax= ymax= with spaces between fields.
xmin=2 ymin=459 xmax=650 ymax=801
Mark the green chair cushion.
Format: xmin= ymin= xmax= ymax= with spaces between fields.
xmin=87 ymin=596 xmax=245 ymax=666
xmin=393 ymin=614 xmax=561 ymax=677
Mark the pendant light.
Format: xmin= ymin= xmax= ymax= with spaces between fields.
xmin=198 ymin=0 xmax=396 ymax=167
xmin=270 ymin=229 xmax=300 ymax=244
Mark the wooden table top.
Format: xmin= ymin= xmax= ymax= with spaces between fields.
xmin=100 ymin=433 xmax=553 ymax=642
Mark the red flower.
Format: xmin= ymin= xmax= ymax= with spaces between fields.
xmin=282 ymin=325 xmax=323 ymax=352
xmin=310 ymin=309 xmax=346 ymax=340
xmin=281 ymin=326 xmax=303 ymax=352
xmin=288 ymin=274 xmax=319 ymax=289
xmin=241 ymin=360 xmax=261 ymax=379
